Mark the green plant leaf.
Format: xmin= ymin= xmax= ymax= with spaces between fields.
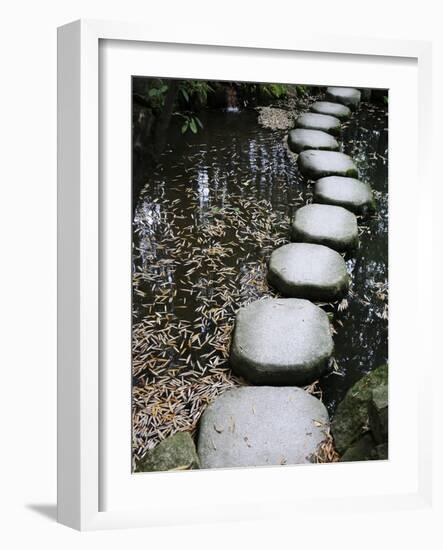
xmin=181 ymin=88 xmax=190 ymax=102
xmin=189 ymin=118 xmax=198 ymax=134
xmin=181 ymin=121 xmax=189 ymax=134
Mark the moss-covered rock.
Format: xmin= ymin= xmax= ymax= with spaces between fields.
xmin=339 ymin=435 xmax=388 ymax=462
xmin=137 ymin=432 xmax=200 ymax=472
xmin=339 ymin=433 xmax=376 ymax=462
xmin=331 ymin=365 xmax=388 ymax=454
xmin=375 ymin=442 xmax=388 ymax=460
xmin=368 ymin=384 xmax=388 ymax=444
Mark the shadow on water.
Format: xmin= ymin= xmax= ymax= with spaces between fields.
xmin=132 ymin=102 xmax=388 ymax=447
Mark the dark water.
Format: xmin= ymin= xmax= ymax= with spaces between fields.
xmin=132 ymin=103 xmax=388 ymax=418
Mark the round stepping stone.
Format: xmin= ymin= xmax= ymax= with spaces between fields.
xmin=197 ymin=386 xmax=329 ymax=469
xmin=268 ymin=243 xmax=349 ymax=301
xmin=230 ymin=297 xmax=333 ymax=385
xmin=310 ymin=101 xmax=351 ymax=121
xmin=291 ymin=204 xmax=358 ymax=252
xmin=295 ymin=112 xmax=341 ymax=136
xmin=287 ymin=128 xmax=339 ymax=154
xmin=314 ymin=176 xmax=375 ymax=214
xmin=298 ymin=150 xmax=358 ymax=180
xmin=325 ymin=87 xmax=361 ymax=110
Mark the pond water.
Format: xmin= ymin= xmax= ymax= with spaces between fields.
xmin=132 ymin=100 xmax=388 ymax=461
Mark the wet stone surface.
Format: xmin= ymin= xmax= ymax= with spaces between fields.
xmin=268 ymin=242 xmax=349 ymax=301
xmin=287 ymin=128 xmax=339 ymax=153
xmin=314 ymin=176 xmax=375 ymax=214
xmin=295 ymin=112 xmax=342 ymax=137
xmin=230 ymin=298 xmax=333 ymax=385
xmin=298 ymin=150 xmax=359 ymax=180
xmin=197 ymin=386 xmax=329 ymax=469
xmin=310 ymin=101 xmax=352 ymax=120
xmin=291 ymin=204 xmax=359 ymax=252
xmin=326 ymin=87 xmax=361 ymax=110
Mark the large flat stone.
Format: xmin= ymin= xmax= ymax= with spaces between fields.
xmin=268 ymin=243 xmax=349 ymax=301
xmin=298 ymin=150 xmax=358 ymax=180
xmin=310 ymin=101 xmax=351 ymax=120
xmin=314 ymin=176 xmax=375 ymax=214
xmin=325 ymin=87 xmax=361 ymax=110
xmin=197 ymin=386 xmax=329 ymax=469
xmin=230 ymin=298 xmax=333 ymax=385
xmin=288 ymin=128 xmax=339 ymax=153
xmin=295 ymin=112 xmax=341 ymax=136
xmin=291 ymin=204 xmax=358 ymax=252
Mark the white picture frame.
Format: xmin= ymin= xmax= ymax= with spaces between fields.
xmin=57 ymin=19 xmax=434 ymax=531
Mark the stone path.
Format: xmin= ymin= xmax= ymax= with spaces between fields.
xmin=198 ymin=387 xmax=329 ymax=469
xmin=268 ymin=242 xmax=349 ymax=301
xmin=310 ymin=100 xmax=351 ymax=120
xmin=314 ymin=176 xmax=374 ymax=214
xmin=326 ymin=87 xmax=361 ymax=109
xmin=291 ymin=204 xmax=359 ymax=252
xmin=196 ymin=87 xmax=375 ymax=468
xmin=298 ymin=150 xmax=358 ymax=179
xmin=288 ymin=128 xmax=339 ymax=153
xmin=230 ymin=298 xmax=333 ymax=385
xmin=295 ymin=112 xmax=341 ymax=136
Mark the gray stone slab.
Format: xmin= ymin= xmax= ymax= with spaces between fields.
xmin=325 ymin=87 xmax=361 ymax=110
xmin=197 ymin=386 xmax=329 ymax=469
xmin=314 ymin=176 xmax=375 ymax=214
xmin=288 ymin=128 xmax=339 ymax=153
xmin=298 ymin=150 xmax=358 ymax=180
xmin=268 ymin=243 xmax=349 ymax=301
xmin=295 ymin=112 xmax=341 ymax=136
xmin=291 ymin=204 xmax=358 ymax=252
xmin=310 ymin=101 xmax=351 ymax=120
xmin=230 ymin=298 xmax=333 ymax=385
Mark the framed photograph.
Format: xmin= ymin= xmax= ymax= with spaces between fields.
xmin=57 ymin=19 xmax=433 ymax=530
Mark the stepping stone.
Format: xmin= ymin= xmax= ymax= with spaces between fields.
xmin=197 ymin=386 xmax=329 ymax=469
xmin=295 ymin=112 xmax=341 ymax=136
xmin=288 ymin=128 xmax=339 ymax=154
xmin=325 ymin=87 xmax=361 ymax=110
xmin=298 ymin=150 xmax=358 ymax=179
xmin=314 ymin=176 xmax=375 ymax=214
xmin=291 ymin=204 xmax=358 ymax=252
xmin=310 ymin=101 xmax=351 ymax=121
xmin=230 ymin=297 xmax=333 ymax=385
xmin=268 ymin=243 xmax=349 ymax=301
